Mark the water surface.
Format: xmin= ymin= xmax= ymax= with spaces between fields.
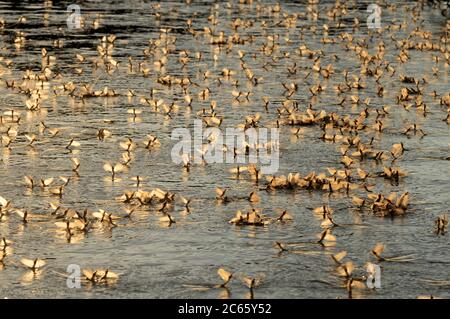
xmin=0 ymin=0 xmax=449 ymax=298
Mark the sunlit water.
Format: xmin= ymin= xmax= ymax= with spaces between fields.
xmin=0 ymin=0 xmax=449 ymax=298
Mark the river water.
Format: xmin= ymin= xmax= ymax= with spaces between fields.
xmin=0 ymin=0 xmax=449 ymax=298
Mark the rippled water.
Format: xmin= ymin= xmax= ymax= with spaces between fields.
xmin=0 ymin=0 xmax=449 ymax=298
